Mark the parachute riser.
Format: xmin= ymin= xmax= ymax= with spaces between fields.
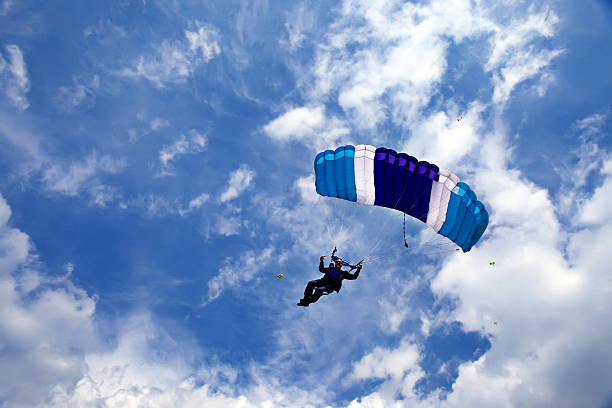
xmin=330 ymin=246 xmax=363 ymax=270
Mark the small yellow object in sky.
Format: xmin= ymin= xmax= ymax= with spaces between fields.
xmin=490 ymin=261 xmax=495 ymax=265
xmin=277 ymin=274 xmax=283 ymax=279
xmin=493 ymin=321 xmax=498 ymax=325
xmin=457 ymin=115 xmax=463 ymax=121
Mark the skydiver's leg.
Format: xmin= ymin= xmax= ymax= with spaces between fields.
xmin=298 ymin=279 xmax=328 ymax=306
xmin=308 ymin=285 xmax=333 ymax=304
xmin=303 ymin=278 xmax=325 ymax=300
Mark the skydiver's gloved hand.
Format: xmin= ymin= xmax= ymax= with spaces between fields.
xmin=320 ymin=256 xmax=325 ymax=261
xmin=356 ymin=264 xmax=362 ymax=270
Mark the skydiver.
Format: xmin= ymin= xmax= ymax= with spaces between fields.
xmin=297 ymin=255 xmax=362 ymax=307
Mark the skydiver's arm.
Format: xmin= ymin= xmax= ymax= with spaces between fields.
xmin=342 ymin=265 xmax=362 ymax=280
xmin=319 ymin=256 xmax=327 ymax=273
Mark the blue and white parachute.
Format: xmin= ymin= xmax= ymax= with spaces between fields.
xmin=314 ymin=145 xmax=488 ymax=252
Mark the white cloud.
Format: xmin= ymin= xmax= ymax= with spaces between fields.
xmin=264 ymin=106 xmax=325 ymax=140
xmin=485 ymin=7 xmax=563 ymax=106
xmin=265 ymin=0 xmax=562 ymax=148
xmin=401 ymin=102 xmax=486 ymax=169
xmin=219 ymin=164 xmax=256 ymax=202
xmin=150 ymin=117 xmax=170 ymax=131
xmin=258 ymin=3 xmax=612 ymax=406
xmin=0 ymin=44 xmax=30 ymax=110
xmin=46 ymin=313 xmax=321 ymax=407
xmin=574 ymin=111 xmax=609 ymax=137
xmin=55 ymin=75 xmax=100 ymax=111
xmin=285 ymin=22 xmax=306 ymax=51
xmin=333 ymin=118 xmax=612 ymax=408
xmin=347 ymin=340 xmax=426 ymax=405
xmin=178 ymin=192 xmax=210 ymax=216
xmin=203 ymin=247 xmax=274 ymax=305
xmin=389 ymin=121 xmax=612 ymax=407
xmin=490 ymin=47 xmax=564 ymax=105
xmin=89 ymin=184 xmax=118 ymax=207
xmin=185 ymin=26 xmax=221 ymax=61
xmin=215 ymin=215 xmax=242 ymax=236
xmin=303 ymin=0 xmax=495 ymax=129
xmin=294 ymin=174 xmax=318 ymax=203
xmin=350 ymin=340 xmax=422 ymax=382
xmin=282 ymin=4 xmax=316 ymax=52
xmin=555 ymin=111 xmax=609 ymax=217
xmin=158 ymin=129 xmax=208 ymax=175
xmin=485 ymin=7 xmax=559 ymax=69
xmin=0 ymin=195 xmax=321 ymax=407
xmin=576 ymin=157 xmax=612 ymax=226
xmin=0 ymin=194 xmax=97 ymax=406
xmin=43 ymin=152 xmax=126 ymax=197
xmin=262 ymin=105 xmax=350 ymax=148
xmin=121 ymin=24 xmax=220 ymax=88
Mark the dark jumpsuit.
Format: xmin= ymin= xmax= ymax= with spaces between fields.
xmin=302 ymin=259 xmax=361 ymax=304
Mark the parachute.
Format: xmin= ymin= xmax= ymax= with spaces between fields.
xmin=314 ymin=145 xmax=488 ymax=252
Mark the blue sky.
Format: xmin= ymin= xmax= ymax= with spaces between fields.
xmin=1 ymin=0 xmax=612 ymax=406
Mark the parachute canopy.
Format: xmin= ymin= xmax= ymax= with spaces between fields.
xmin=314 ymin=145 xmax=488 ymax=252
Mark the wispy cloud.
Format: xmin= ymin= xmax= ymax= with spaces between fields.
xmin=219 ymin=164 xmax=255 ymax=202
xmin=55 ymin=75 xmax=100 ymax=111
xmin=43 ymin=152 xmax=126 ymax=199
xmin=178 ymin=193 xmax=210 ymax=216
xmin=281 ymin=4 xmax=316 ymax=52
xmin=120 ymin=24 xmax=220 ymax=88
xmin=203 ymin=247 xmax=274 ymax=305
xmin=555 ymin=111 xmax=610 ymax=217
xmin=0 ymin=44 xmax=30 ymax=110
xmin=158 ymin=129 xmax=207 ymax=176
xmin=150 ymin=117 xmax=170 ymax=131
xmin=485 ymin=7 xmax=563 ymax=106
xmin=490 ymin=47 xmax=564 ymax=106
xmin=214 ymin=215 xmax=242 ymax=236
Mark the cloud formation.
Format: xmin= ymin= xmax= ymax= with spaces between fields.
xmin=158 ymin=129 xmax=208 ymax=176
xmin=0 ymin=44 xmax=30 ymax=110
xmin=264 ymin=0 xmax=563 ymax=147
xmin=204 ymin=247 xmax=274 ymax=305
xmin=121 ymin=24 xmax=220 ymax=87
xmin=43 ymin=152 xmax=126 ymax=201
xmin=54 ymin=75 xmax=100 ymax=111
xmin=0 ymin=194 xmax=97 ymax=406
xmin=263 ymin=105 xmax=350 ymax=148
xmin=0 ymin=195 xmax=315 ymax=407
xmin=219 ymin=164 xmax=256 ymax=202
xmin=178 ymin=192 xmax=210 ymax=216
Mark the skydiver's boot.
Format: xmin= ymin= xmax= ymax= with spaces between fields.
xmin=297 ymin=298 xmax=310 ymax=307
